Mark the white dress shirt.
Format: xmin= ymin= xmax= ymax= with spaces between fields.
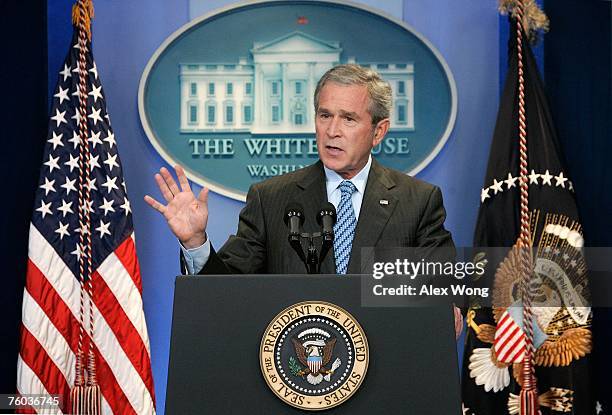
xmin=180 ymin=156 xmax=373 ymax=274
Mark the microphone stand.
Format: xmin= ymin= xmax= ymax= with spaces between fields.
xmin=318 ymin=234 xmax=333 ymax=274
xmin=286 ymin=205 xmax=335 ymax=274
xmin=305 ymin=233 xmax=320 ymax=274
xmin=291 ymin=231 xmax=333 ymax=274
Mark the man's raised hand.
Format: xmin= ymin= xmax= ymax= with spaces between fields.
xmin=144 ymin=165 xmax=209 ymax=249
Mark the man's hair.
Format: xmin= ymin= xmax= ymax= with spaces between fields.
xmin=313 ymin=64 xmax=392 ymax=125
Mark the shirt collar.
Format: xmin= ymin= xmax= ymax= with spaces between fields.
xmin=324 ymin=155 xmax=372 ymax=196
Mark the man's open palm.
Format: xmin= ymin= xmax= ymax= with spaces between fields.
xmin=144 ymin=165 xmax=209 ymax=249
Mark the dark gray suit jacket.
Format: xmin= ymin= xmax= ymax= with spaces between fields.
xmin=196 ymin=158 xmax=454 ymax=275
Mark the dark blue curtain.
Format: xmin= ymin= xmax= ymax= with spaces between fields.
xmin=545 ymin=0 xmax=612 ymax=406
xmin=0 ymin=0 xmax=48 ymax=394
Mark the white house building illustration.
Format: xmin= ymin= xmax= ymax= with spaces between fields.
xmin=179 ymin=31 xmax=414 ymax=134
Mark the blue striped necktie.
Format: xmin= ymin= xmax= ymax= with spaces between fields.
xmin=333 ymin=180 xmax=357 ymax=274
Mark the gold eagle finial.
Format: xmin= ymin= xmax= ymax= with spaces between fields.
xmin=72 ymin=0 xmax=95 ymax=41
xmin=499 ymin=0 xmax=549 ymax=44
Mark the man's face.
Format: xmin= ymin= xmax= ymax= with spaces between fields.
xmin=315 ymin=82 xmax=389 ymax=179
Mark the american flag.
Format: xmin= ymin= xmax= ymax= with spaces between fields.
xmin=17 ymin=11 xmax=155 ymax=415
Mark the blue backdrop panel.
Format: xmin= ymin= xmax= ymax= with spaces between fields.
xmin=44 ymin=1 xmax=500 ymax=412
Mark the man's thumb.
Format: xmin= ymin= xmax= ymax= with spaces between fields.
xmin=197 ymin=187 xmax=209 ymax=204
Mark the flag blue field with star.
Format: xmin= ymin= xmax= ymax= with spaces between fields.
xmin=33 ymin=31 xmax=133 ymax=276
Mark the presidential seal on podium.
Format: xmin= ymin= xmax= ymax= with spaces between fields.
xmin=260 ymin=301 xmax=369 ymax=410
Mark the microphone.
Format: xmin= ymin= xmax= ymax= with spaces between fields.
xmin=316 ymin=202 xmax=337 ymax=242
xmin=317 ymin=202 xmax=337 ymax=272
xmin=284 ymin=202 xmax=305 ymax=241
xmin=284 ymin=202 xmax=307 ymax=269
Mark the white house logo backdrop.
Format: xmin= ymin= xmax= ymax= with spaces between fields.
xmin=259 ymin=301 xmax=369 ymax=410
xmin=139 ymin=1 xmax=457 ymax=201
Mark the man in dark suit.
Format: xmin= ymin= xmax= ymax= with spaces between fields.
xmin=144 ymin=64 xmax=454 ymax=276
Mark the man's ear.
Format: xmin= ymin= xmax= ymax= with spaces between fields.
xmin=372 ymin=118 xmax=390 ymax=147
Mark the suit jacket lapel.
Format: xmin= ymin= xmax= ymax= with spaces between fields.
xmin=295 ymin=161 xmax=336 ymax=274
xmin=347 ymin=159 xmax=397 ymax=274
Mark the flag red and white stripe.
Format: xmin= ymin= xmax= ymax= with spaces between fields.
xmin=18 ymin=228 xmax=155 ymax=414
